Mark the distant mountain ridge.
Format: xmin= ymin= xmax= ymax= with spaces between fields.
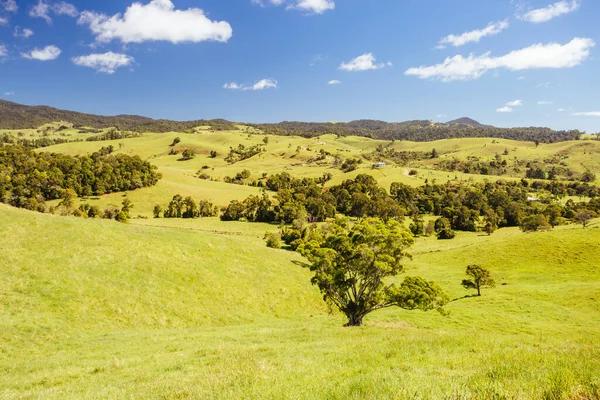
xmin=0 ymin=100 xmax=236 ymax=132
xmin=0 ymin=100 xmax=583 ymax=143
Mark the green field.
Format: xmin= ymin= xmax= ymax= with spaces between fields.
xmin=1 ymin=202 xmax=600 ymax=398
xmin=1 ymin=128 xmax=600 ymax=398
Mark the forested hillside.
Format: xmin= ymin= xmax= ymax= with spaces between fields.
xmin=0 ymin=100 xmax=236 ymax=132
xmin=0 ymin=100 xmax=584 ymax=142
xmin=250 ymin=119 xmax=582 ymax=143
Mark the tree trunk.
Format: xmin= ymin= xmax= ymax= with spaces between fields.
xmin=477 ymin=286 xmax=481 ymax=296
xmin=345 ymin=313 xmax=363 ymax=327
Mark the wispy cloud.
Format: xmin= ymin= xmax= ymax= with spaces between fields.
xmin=571 ymin=111 xmax=600 ymax=117
xmin=252 ymin=0 xmax=334 ymax=14
xmin=538 ymin=100 xmax=554 ymax=105
xmin=339 ymin=53 xmax=392 ymax=71
xmin=223 ymin=78 xmax=278 ymax=91
xmin=14 ymin=27 xmax=34 ymax=38
xmin=405 ymin=37 xmax=594 ymax=82
xmin=438 ymin=20 xmax=509 ymax=48
xmin=72 ymin=52 xmax=135 ymax=74
xmin=29 ymin=1 xmax=78 ymax=24
xmin=328 ymin=80 xmax=341 ymax=85
xmin=506 ymin=99 xmax=523 ymax=106
xmin=21 ymin=45 xmax=61 ymax=61
xmin=520 ymin=0 xmax=580 ymax=23
xmin=4 ymin=91 xmax=14 ymax=96
xmin=497 ymin=106 xmax=514 ymax=113
xmin=4 ymin=0 xmax=18 ymax=13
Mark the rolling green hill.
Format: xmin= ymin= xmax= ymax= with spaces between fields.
xmin=1 ymin=203 xmax=599 ymax=398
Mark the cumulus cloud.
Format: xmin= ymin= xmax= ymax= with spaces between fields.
xmin=0 ymin=44 xmax=7 ymax=58
xmin=0 ymin=16 xmax=8 ymax=26
xmin=497 ymin=106 xmax=514 ymax=113
xmin=252 ymin=0 xmax=334 ymax=14
xmin=78 ymin=0 xmax=232 ymax=44
xmin=223 ymin=78 xmax=278 ymax=91
xmin=405 ymin=37 xmax=595 ymax=82
xmin=4 ymin=0 xmax=18 ymax=13
xmin=520 ymin=0 xmax=580 ymax=23
xmin=571 ymin=111 xmax=600 ymax=117
xmin=506 ymin=99 xmax=523 ymax=106
xmin=538 ymin=100 xmax=554 ymax=105
xmin=328 ymin=80 xmax=341 ymax=85
xmin=29 ymin=1 xmax=77 ymax=24
xmin=14 ymin=27 xmax=34 ymax=38
xmin=21 ymin=45 xmax=61 ymax=60
xmin=438 ymin=20 xmax=509 ymax=48
xmin=339 ymin=53 xmax=392 ymax=71
xmin=72 ymin=52 xmax=135 ymax=74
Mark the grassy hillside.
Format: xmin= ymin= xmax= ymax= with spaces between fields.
xmin=26 ymin=131 xmax=598 ymax=217
xmin=1 ymin=204 xmax=599 ymax=398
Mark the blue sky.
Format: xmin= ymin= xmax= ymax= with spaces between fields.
xmin=0 ymin=0 xmax=599 ymax=132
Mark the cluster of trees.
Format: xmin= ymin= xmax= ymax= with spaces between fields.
xmin=225 ymin=144 xmax=265 ymax=163
xmin=221 ymin=171 xmax=598 ymax=239
xmin=364 ymin=144 xmax=434 ymax=166
xmin=249 ymin=119 xmax=582 ymax=144
xmin=0 ymin=144 xmax=161 ymax=212
xmin=85 ymin=128 xmax=142 ymax=142
xmin=1 ymin=132 xmax=80 ymax=149
xmin=153 ymin=195 xmax=219 ymax=218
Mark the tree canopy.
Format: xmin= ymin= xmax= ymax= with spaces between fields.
xmin=298 ymin=218 xmax=448 ymax=326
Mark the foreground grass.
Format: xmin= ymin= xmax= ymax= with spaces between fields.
xmin=1 ymin=205 xmax=600 ymax=398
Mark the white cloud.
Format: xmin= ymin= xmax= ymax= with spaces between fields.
xmin=497 ymin=106 xmax=514 ymax=113
xmin=436 ymin=114 xmax=447 ymax=118
xmin=4 ymin=0 xmax=17 ymax=13
xmin=538 ymin=100 xmax=554 ymax=105
xmin=14 ymin=27 xmax=34 ymax=38
xmin=21 ymin=45 xmax=61 ymax=60
xmin=0 ymin=44 xmax=6 ymax=58
xmin=506 ymin=99 xmax=523 ymax=106
xmin=0 ymin=16 xmax=8 ymax=26
xmin=520 ymin=0 xmax=580 ymax=23
xmin=328 ymin=80 xmax=341 ymax=85
xmin=78 ymin=0 xmax=232 ymax=44
xmin=72 ymin=52 xmax=134 ymax=74
xmin=29 ymin=1 xmax=51 ymax=23
xmin=405 ymin=37 xmax=595 ymax=82
xmin=4 ymin=91 xmax=14 ymax=95
xmin=439 ymin=20 xmax=509 ymax=48
xmin=53 ymin=1 xmax=77 ymax=17
xmin=571 ymin=111 xmax=600 ymax=117
xmin=557 ymin=108 xmax=566 ymax=112
xmin=252 ymin=0 xmax=334 ymax=14
xmin=518 ymin=76 xmax=526 ymax=80
xmin=223 ymin=78 xmax=278 ymax=91
xmin=339 ymin=53 xmax=392 ymax=72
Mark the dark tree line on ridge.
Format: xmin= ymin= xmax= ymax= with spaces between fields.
xmin=248 ymin=119 xmax=582 ymax=144
xmin=0 ymin=144 xmax=161 ymax=212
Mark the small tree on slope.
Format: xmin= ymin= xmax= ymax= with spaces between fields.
xmin=298 ymin=218 xmax=448 ymax=327
xmin=462 ymin=265 xmax=495 ymax=296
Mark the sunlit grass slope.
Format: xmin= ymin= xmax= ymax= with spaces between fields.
xmin=1 ymin=204 xmax=599 ymax=398
xmin=37 ymin=131 xmax=600 ymax=217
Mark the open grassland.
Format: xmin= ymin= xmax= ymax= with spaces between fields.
xmin=29 ymin=130 xmax=599 ymax=217
xmin=1 ymin=204 xmax=599 ymax=399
